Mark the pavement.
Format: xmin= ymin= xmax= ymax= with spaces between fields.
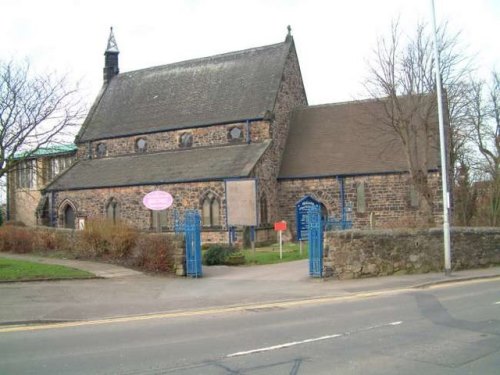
xmin=1 ymin=251 xmax=499 ymax=325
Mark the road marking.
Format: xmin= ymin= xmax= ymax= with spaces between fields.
xmin=494 ymin=301 xmax=500 ymax=305
xmin=227 ymin=321 xmax=403 ymax=358
xmin=227 ymin=334 xmax=343 ymax=357
xmin=0 ymin=291 xmax=407 ymax=334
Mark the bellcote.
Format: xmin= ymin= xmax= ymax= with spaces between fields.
xmin=103 ymin=27 xmax=119 ymax=84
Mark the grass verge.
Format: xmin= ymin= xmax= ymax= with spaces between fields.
xmin=0 ymin=257 xmax=95 ymax=282
xmin=242 ymin=242 xmax=308 ymax=265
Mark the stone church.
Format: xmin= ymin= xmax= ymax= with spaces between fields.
xmin=8 ymin=28 xmax=442 ymax=242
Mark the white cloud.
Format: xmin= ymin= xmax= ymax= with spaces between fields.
xmin=1 ymin=0 xmax=498 ymax=106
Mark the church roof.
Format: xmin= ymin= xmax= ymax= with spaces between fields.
xmin=279 ymin=99 xmax=440 ymax=179
xmin=44 ymin=141 xmax=271 ymax=191
xmin=77 ymin=41 xmax=292 ymax=142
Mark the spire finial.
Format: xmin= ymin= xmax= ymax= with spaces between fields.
xmin=285 ymin=25 xmax=293 ymax=42
xmin=105 ymin=26 xmax=119 ymax=53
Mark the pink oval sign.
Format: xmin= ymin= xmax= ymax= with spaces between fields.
xmin=143 ymin=191 xmax=173 ymax=210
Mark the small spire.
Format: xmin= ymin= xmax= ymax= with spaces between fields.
xmin=106 ymin=26 xmax=119 ymax=53
xmin=285 ymin=25 xmax=293 ymax=42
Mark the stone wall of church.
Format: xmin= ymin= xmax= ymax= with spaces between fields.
xmin=53 ymin=181 xmax=226 ymax=231
xmin=77 ymin=121 xmax=271 ymax=159
xmin=51 ymin=181 xmax=277 ymax=245
xmin=9 ymin=189 xmax=41 ymax=226
xmin=252 ymin=42 xmax=308 ymax=225
xmin=278 ymin=172 xmax=442 ymax=236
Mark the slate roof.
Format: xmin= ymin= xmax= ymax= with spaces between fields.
xmin=279 ymin=99 xmax=440 ymax=178
xmin=14 ymin=144 xmax=77 ymax=159
xmin=45 ymin=141 xmax=271 ymax=191
xmin=77 ymin=41 xmax=292 ymax=142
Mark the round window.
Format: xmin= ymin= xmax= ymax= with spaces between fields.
xmin=136 ymin=138 xmax=147 ymax=152
xmin=229 ymin=127 xmax=243 ymax=140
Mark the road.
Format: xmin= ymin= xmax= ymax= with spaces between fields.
xmin=1 ymin=278 xmax=499 ymax=374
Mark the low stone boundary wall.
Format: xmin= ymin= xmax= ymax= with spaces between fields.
xmin=324 ymin=227 xmax=500 ymax=279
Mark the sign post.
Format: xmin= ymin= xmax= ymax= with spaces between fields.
xmin=274 ymin=221 xmax=287 ymax=260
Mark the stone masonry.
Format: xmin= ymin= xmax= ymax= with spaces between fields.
xmin=324 ymin=227 xmax=500 ymax=279
xmin=278 ymin=172 xmax=442 ymax=236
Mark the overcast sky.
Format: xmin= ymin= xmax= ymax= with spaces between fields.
xmin=1 ymin=0 xmax=499 ymax=107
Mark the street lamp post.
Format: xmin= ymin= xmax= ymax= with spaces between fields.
xmin=431 ymin=0 xmax=452 ymax=276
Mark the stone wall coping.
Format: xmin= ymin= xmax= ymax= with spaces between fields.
xmin=325 ymin=227 xmax=500 ymax=239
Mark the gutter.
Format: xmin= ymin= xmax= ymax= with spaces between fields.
xmin=278 ymin=168 xmax=440 ymax=181
xmin=79 ymin=117 xmax=266 ymax=143
xmin=44 ymin=175 xmax=256 ymax=193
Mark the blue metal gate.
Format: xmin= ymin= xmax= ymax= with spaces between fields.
xmin=308 ymin=205 xmax=323 ymax=277
xmin=184 ymin=210 xmax=202 ymax=278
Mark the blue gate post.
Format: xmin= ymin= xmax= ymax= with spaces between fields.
xmin=308 ymin=205 xmax=323 ymax=278
xmin=185 ymin=210 xmax=202 ymax=278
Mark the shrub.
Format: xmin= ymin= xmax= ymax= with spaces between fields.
xmin=78 ymin=219 xmax=138 ymax=259
xmin=32 ymin=230 xmax=58 ymax=252
xmin=0 ymin=225 xmax=34 ymax=253
xmin=224 ymin=251 xmax=246 ymax=266
xmin=203 ymin=244 xmax=237 ymax=265
xmin=31 ymin=230 xmax=74 ymax=254
xmin=3 ymin=221 xmax=26 ymax=227
xmin=134 ymin=234 xmax=175 ymax=272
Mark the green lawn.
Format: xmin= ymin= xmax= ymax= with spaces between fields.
xmin=0 ymin=257 xmax=95 ymax=281
xmin=242 ymin=242 xmax=308 ymax=265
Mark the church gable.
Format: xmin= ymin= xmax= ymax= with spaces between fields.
xmin=77 ymin=41 xmax=292 ymax=143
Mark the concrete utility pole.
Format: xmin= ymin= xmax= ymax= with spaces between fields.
xmin=430 ymin=0 xmax=452 ymax=276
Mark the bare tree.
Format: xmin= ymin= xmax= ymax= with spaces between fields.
xmin=465 ymin=72 xmax=500 ymax=225
xmin=0 ymin=60 xmax=84 ymax=180
xmin=364 ymin=21 xmax=470 ymax=225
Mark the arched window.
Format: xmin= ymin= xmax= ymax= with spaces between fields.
xmin=260 ymin=194 xmax=268 ymax=225
xmin=64 ymin=205 xmax=75 ymax=229
xmin=320 ymin=203 xmax=328 ymax=224
xmin=106 ymin=198 xmax=120 ymax=224
xmin=58 ymin=201 xmax=76 ymax=229
xmin=151 ymin=210 xmax=168 ymax=232
xmin=201 ymin=193 xmax=220 ymax=227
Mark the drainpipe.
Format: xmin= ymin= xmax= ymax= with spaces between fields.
xmin=338 ymin=177 xmax=346 ymax=224
xmin=5 ymin=179 xmax=9 ymax=222
xmin=87 ymin=142 xmax=92 ymax=159
xmin=246 ymin=120 xmax=251 ymax=144
xmin=49 ymin=192 xmax=56 ymax=227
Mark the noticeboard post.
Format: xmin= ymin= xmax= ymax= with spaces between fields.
xmin=274 ymin=221 xmax=287 ymax=259
xmin=295 ymin=196 xmax=320 ymax=255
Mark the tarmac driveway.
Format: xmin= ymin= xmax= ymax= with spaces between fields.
xmin=204 ymin=259 xmax=310 ymax=281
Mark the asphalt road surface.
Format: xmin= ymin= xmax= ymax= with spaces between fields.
xmin=1 ymin=278 xmax=499 ymax=374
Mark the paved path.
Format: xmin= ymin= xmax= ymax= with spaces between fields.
xmin=0 ymin=252 xmax=499 ymax=325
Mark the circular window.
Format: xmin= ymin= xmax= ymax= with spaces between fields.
xmin=136 ymin=138 xmax=147 ymax=152
xmin=229 ymin=127 xmax=243 ymax=141
xmin=96 ymin=143 xmax=107 ymax=158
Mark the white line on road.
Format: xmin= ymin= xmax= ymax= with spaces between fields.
xmin=227 ymin=321 xmax=403 ymax=358
xmin=227 ymin=334 xmax=343 ymax=357
xmin=495 ymin=301 xmax=500 ymax=305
